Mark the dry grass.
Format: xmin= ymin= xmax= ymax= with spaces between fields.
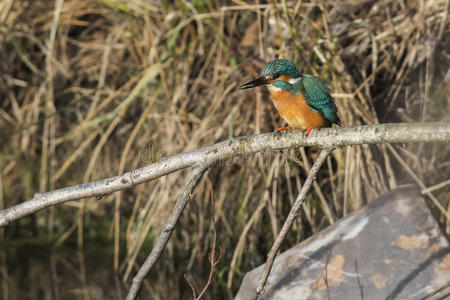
xmin=0 ymin=0 xmax=449 ymax=299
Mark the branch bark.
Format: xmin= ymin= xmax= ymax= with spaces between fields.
xmin=0 ymin=122 xmax=449 ymax=227
xmin=126 ymin=166 xmax=208 ymax=300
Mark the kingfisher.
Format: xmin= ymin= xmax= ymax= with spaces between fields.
xmin=240 ymin=59 xmax=341 ymax=135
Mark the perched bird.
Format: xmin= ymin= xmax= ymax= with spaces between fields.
xmin=240 ymin=59 xmax=341 ymax=135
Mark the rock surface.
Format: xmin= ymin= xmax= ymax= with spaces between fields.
xmin=236 ymin=185 xmax=450 ymax=299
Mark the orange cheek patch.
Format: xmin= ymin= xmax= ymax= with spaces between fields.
xmin=278 ymin=74 xmax=291 ymax=82
xmin=264 ymin=76 xmax=275 ymax=83
xmin=265 ymin=75 xmax=291 ymax=83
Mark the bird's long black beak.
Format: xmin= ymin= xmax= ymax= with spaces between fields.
xmin=240 ymin=76 xmax=270 ymax=89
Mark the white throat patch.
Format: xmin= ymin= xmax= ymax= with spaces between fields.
xmin=267 ymin=84 xmax=282 ymax=92
xmin=288 ymin=77 xmax=302 ymax=84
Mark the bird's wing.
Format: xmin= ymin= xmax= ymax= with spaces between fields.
xmin=293 ymin=75 xmax=341 ymax=125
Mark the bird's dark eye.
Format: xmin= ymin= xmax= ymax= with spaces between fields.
xmin=272 ymin=73 xmax=281 ymax=79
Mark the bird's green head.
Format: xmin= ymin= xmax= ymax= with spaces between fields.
xmin=261 ymin=59 xmax=301 ymax=79
xmin=240 ymin=59 xmax=301 ymax=90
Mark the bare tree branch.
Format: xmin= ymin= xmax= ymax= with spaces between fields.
xmin=126 ymin=166 xmax=208 ymax=300
xmin=251 ymin=148 xmax=334 ymax=299
xmin=0 ymin=122 xmax=449 ymax=227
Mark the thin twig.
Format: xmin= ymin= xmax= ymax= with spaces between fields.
xmin=1 ymin=123 xmax=449 ymax=227
xmin=386 ymin=144 xmax=450 ymax=219
xmin=252 ymin=148 xmax=334 ymax=299
xmin=125 ymin=166 xmax=208 ymax=300
xmin=195 ymin=184 xmax=221 ymax=300
xmin=184 ymin=274 xmax=198 ymax=299
xmin=421 ymin=179 xmax=450 ymax=194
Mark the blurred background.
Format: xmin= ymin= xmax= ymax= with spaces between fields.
xmin=0 ymin=0 xmax=449 ymax=299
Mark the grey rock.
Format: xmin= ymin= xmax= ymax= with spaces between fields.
xmin=236 ymin=185 xmax=450 ymax=300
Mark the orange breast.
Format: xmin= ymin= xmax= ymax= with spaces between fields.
xmin=269 ymin=90 xmax=330 ymax=130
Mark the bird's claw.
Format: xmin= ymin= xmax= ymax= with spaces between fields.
xmin=305 ymin=127 xmax=314 ymax=137
xmin=277 ymin=126 xmax=293 ymax=132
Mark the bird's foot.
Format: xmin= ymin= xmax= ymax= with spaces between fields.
xmin=277 ymin=126 xmax=293 ymax=132
xmin=305 ymin=127 xmax=314 ymax=137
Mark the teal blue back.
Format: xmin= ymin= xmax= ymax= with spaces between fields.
xmin=293 ymin=75 xmax=341 ymax=125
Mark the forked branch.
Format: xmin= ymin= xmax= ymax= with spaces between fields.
xmin=1 ymin=122 xmax=449 ymax=300
xmin=0 ymin=123 xmax=448 ymax=227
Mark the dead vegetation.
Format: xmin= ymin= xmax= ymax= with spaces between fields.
xmin=0 ymin=0 xmax=449 ymax=299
